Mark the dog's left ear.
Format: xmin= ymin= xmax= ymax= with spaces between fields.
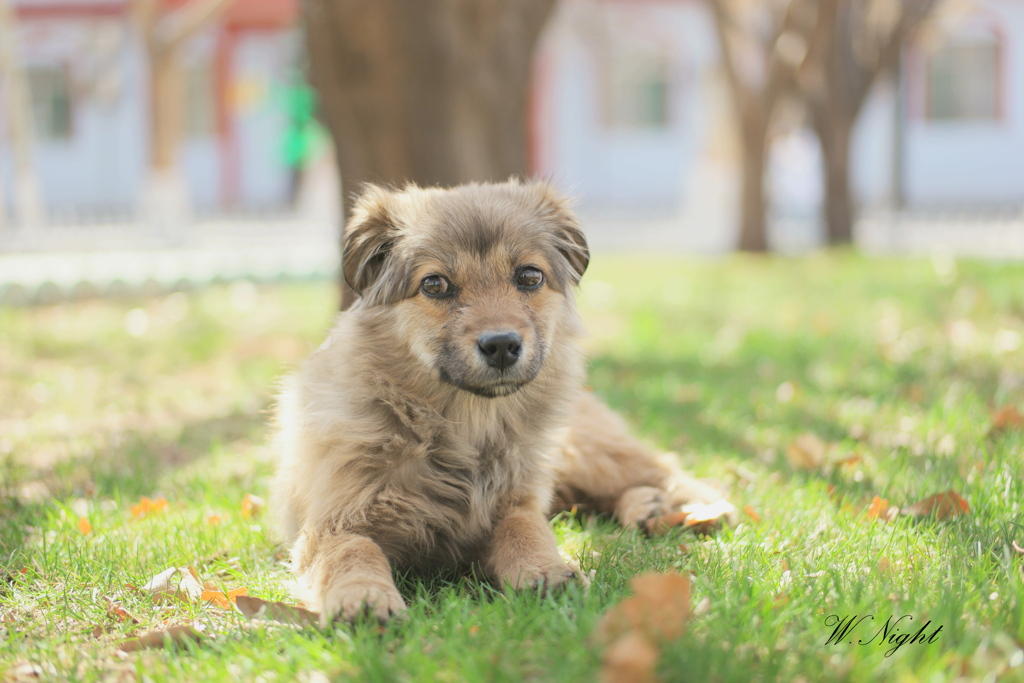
xmin=535 ymin=183 xmax=589 ymax=283
xmin=343 ymin=185 xmax=401 ymax=299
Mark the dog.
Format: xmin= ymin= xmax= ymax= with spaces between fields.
xmin=272 ymin=179 xmax=734 ymax=625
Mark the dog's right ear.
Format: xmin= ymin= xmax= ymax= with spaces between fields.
xmin=342 ymin=185 xmax=400 ymax=297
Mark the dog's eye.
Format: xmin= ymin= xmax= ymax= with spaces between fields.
xmin=516 ymin=267 xmax=544 ymax=290
xmin=421 ymin=275 xmax=451 ymax=297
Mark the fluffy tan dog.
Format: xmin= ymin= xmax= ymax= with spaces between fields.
xmin=273 ymin=180 xmax=732 ymax=625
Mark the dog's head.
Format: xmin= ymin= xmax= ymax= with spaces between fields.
xmin=343 ymin=180 xmax=589 ymax=398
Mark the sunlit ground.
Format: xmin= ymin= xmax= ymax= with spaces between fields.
xmin=2 ymin=253 xmax=1023 ymax=682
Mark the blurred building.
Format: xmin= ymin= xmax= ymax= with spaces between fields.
xmin=0 ymin=0 xmax=297 ymax=219
xmin=2 ymin=0 xmax=1022 ymax=227
xmin=533 ymin=0 xmax=1024 ymax=225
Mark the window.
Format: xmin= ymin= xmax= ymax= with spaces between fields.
xmin=184 ymin=64 xmax=216 ymax=138
xmin=28 ymin=66 xmax=72 ymax=141
xmin=926 ymin=39 xmax=999 ymax=120
xmin=603 ymin=42 xmax=671 ymax=130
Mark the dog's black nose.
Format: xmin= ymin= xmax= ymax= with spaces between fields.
xmin=477 ymin=331 xmax=521 ymax=370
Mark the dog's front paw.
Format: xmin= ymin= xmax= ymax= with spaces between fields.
xmin=503 ymin=561 xmax=590 ymax=594
xmin=321 ymin=580 xmax=407 ymax=626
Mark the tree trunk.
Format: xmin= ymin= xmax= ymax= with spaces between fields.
xmin=150 ymin=53 xmax=183 ymax=171
xmin=737 ymin=123 xmax=768 ymax=252
xmin=816 ymin=113 xmax=854 ymax=245
xmin=141 ymin=50 xmax=191 ymax=231
xmin=302 ymin=0 xmax=556 ymax=310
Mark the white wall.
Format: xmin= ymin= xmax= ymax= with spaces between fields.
xmin=903 ymin=0 xmax=1024 ymax=207
xmin=535 ymin=0 xmax=716 ymax=212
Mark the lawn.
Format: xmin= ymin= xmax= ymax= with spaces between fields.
xmin=2 ymin=253 xmax=1024 ymax=682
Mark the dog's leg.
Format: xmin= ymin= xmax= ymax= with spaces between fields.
xmin=483 ymin=507 xmax=588 ymax=592
xmin=554 ymin=391 xmax=734 ymax=529
xmin=291 ymin=527 xmax=406 ymax=627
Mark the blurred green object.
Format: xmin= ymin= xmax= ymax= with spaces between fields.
xmin=277 ymin=81 xmax=323 ymax=168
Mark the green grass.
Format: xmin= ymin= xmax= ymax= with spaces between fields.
xmin=2 ymin=254 xmax=1024 ymax=682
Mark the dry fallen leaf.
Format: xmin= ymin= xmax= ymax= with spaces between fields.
xmin=234 ymin=595 xmax=319 ymax=627
xmin=742 ymin=504 xmax=761 ymax=523
xmin=241 ymin=493 xmax=265 ymax=519
xmin=990 ymin=405 xmax=1023 ymax=433
xmin=681 ymin=499 xmax=737 ymax=533
xmin=6 ymin=661 xmax=57 ymax=681
xmin=834 ymin=454 xmax=862 ymax=467
xmin=786 ymin=433 xmax=827 ymax=470
xmin=644 ymin=499 xmax=736 ymax=536
xmin=118 ymin=625 xmax=202 ymax=652
xmin=903 ymin=490 xmax=970 ymax=521
xmin=1011 ymin=541 xmax=1024 ymax=556
xmin=602 ymin=631 xmax=661 ymax=683
xmin=204 ymin=512 xmax=222 ymax=526
xmin=596 ymin=572 xmax=691 ymax=645
xmin=104 ymin=596 xmax=138 ymax=624
xmin=77 ymin=517 xmax=92 ymax=536
xmin=139 ymin=567 xmax=204 ymax=604
xmin=644 ymin=511 xmax=689 ymax=536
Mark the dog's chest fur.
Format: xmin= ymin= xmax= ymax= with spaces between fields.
xmin=353 ymin=391 xmax=556 ymax=571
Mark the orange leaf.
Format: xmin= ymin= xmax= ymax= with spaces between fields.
xmin=903 ymin=490 xmax=970 ymax=521
xmin=202 ymin=587 xmax=248 ymax=610
xmin=865 ymin=496 xmax=888 ymax=520
xmin=131 ymin=496 xmax=167 ymax=519
xmin=104 ymin=596 xmax=138 ymax=624
xmin=131 ymin=496 xmax=151 ymax=519
xmin=78 ymin=517 xmax=92 ymax=536
xmin=241 ymin=493 xmax=265 ymax=519
xmin=991 ymin=406 xmax=1023 ymax=432
xmin=601 ymin=631 xmax=660 ymax=683
xmin=742 ymin=505 xmax=761 ymax=523
xmin=204 ymin=512 xmax=222 ymax=526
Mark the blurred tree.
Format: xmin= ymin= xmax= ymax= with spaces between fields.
xmin=133 ymin=0 xmax=233 ymax=226
xmin=704 ymin=0 xmax=802 ymax=252
xmin=303 ymin=0 xmax=556 ymax=309
xmin=790 ymin=0 xmax=938 ymax=244
xmin=0 ymin=0 xmax=46 ymax=229
xmin=706 ymin=0 xmax=938 ymax=251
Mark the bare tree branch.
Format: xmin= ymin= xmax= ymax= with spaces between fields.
xmin=154 ymin=0 xmax=234 ymax=54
